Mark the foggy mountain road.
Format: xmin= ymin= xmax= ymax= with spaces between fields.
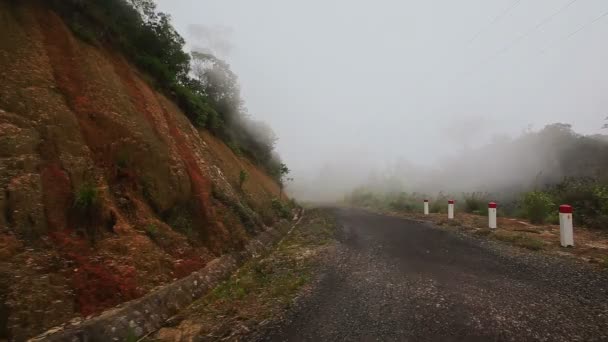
xmin=262 ymin=208 xmax=608 ymax=342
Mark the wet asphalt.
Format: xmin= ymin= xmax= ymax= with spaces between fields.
xmin=262 ymin=208 xmax=608 ymax=342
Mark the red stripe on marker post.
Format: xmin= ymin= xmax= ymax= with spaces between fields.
xmin=447 ymin=200 xmax=455 ymax=219
xmin=424 ymin=199 xmax=429 ymax=202
xmin=488 ymin=202 xmax=497 ymax=228
xmin=559 ymin=204 xmax=574 ymax=247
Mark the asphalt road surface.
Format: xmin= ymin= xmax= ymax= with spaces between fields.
xmin=263 ymin=208 xmax=608 ymax=342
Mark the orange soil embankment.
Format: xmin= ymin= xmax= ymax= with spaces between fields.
xmin=35 ymin=8 xmax=142 ymax=315
xmin=158 ymin=101 xmax=232 ymax=253
xmin=0 ymin=3 xmax=288 ymax=339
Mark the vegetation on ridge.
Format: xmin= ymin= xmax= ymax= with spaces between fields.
xmin=48 ymin=0 xmax=287 ymax=178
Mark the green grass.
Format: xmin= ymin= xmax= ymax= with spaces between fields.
xmin=473 ymin=229 xmax=492 ymax=237
xmin=493 ymin=231 xmax=545 ymax=251
xmin=512 ymin=228 xmax=541 ymax=234
xmin=514 ymin=236 xmax=545 ymax=250
xmin=493 ymin=231 xmax=519 ymax=243
xmin=601 ymin=256 xmax=608 ymax=269
xmin=175 ymin=210 xmax=336 ymax=335
xmin=143 ymin=224 xmax=166 ymax=244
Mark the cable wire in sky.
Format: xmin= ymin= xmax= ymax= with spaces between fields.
xmin=452 ymin=4 xmax=608 ymax=100
xmin=471 ymin=0 xmax=580 ymax=72
xmin=540 ymin=8 xmax=608 ymax=53
xmin=466 ymin=0 xmax=523 ymax=45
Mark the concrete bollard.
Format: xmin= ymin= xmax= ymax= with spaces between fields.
xmin=559 ymin=204 xmax=574 ymax=247
xmin=488 ymin=202 xmax=497 ymax=229
xmin=424 ymin=199 xmax=429 ymax=215
xmin=448 ymin=200 xmax=454 ymax=219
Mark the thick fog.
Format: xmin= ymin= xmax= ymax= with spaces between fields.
xmin=155 ymin=0 xmax=608 ymax=201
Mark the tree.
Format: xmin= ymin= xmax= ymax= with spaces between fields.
xmin=277 ymin=163 xmax=292 ymax=199
xmin=128 ymin=0 xmax=157 ymax=21
xmin=190 ymin=51 xmax=279 ymax=169
xmin=190 ymin=51 xmax=241 ymax=125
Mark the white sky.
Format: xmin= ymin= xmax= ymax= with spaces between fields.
xmin=155 ymin=0 xmax=608 ymax=182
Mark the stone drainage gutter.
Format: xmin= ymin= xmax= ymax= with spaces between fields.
xmin=30 ymin=210 xmax=304 ymax=342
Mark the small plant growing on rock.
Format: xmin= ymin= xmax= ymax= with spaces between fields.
xmin=144 ymin=224 xmax=163 ymax=242
xmin=74 ymin=183 xmax=99 ymax=212
xmin=115 ymin=150 xmax=130 ymax=170
xmin=227 ymin=142 xmax=243 ymax=156
xmin=73 ymin=182 xmax=101 ymax=243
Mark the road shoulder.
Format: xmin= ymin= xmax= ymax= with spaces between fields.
xmin=148 ymin=208 xmax=339 ymax=341
xmin=362 ymin=207 xmax=608 ymax=269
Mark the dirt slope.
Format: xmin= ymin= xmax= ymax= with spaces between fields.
xmin=0 ymin=2 xmax=287 ymax=340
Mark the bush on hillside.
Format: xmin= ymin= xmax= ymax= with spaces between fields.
xmin=271 ymin=198 xmax=291 ymax=219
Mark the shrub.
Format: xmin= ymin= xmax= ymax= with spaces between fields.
xmin=239 ymin=170 xmax=249 ymax=190
xmin=462 ymin=192 xmax=488 ymax=215
xmin=74 ymin=183 xmax=99 ymax=211
xmin=144 ymin=223 xmax=165 ymax=243
xmin=67 ymin=21 xmax=98 ymax=44
xmin=388 ymin=192 xmax=417 ymax=212
xmin=272 ymin=198 xmax=291 ymax=219
xmin=430 ymin=193 xmax=450 ymax=213
xmin=73 ymin=183 xmax=102 ymax=243
xmin=287 ymin=198 xmax=299 ymax=210
xmin=171 ymin=83 xmax=219 ymax=128
xmin=227 ymin=142 xmax=243 ymax=156
xmin=520 ymin=191 xmax=554 ymax=224
xmin=549 ymin=177 xmax=608 ymax=230
xmin=347 ymin=188 xmax=380 ymax=208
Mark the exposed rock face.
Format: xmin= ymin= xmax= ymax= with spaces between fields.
xmin=0 ymin=2 xmax=285 ymax=340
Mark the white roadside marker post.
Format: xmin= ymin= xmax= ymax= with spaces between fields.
xmin=424 ymin=199 xmax=429 ymax=215
xmin=448 ymin=200 xmax=454 ymax=219
xmin=488 ymin=202 xmax=497 ymax=229
xmin=559 ymin=204 xmax=574 ymax=247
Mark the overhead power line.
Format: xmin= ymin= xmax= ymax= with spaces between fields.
xmin=453 ymin=5 xmax=608 ymax=98
xmin=540 ymin=8 xmax=608 ymax=53
xmin=472 ymin=0 xmax=580 ymax=70
xmin=466 ymin=0 xmax=523 ymax=45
